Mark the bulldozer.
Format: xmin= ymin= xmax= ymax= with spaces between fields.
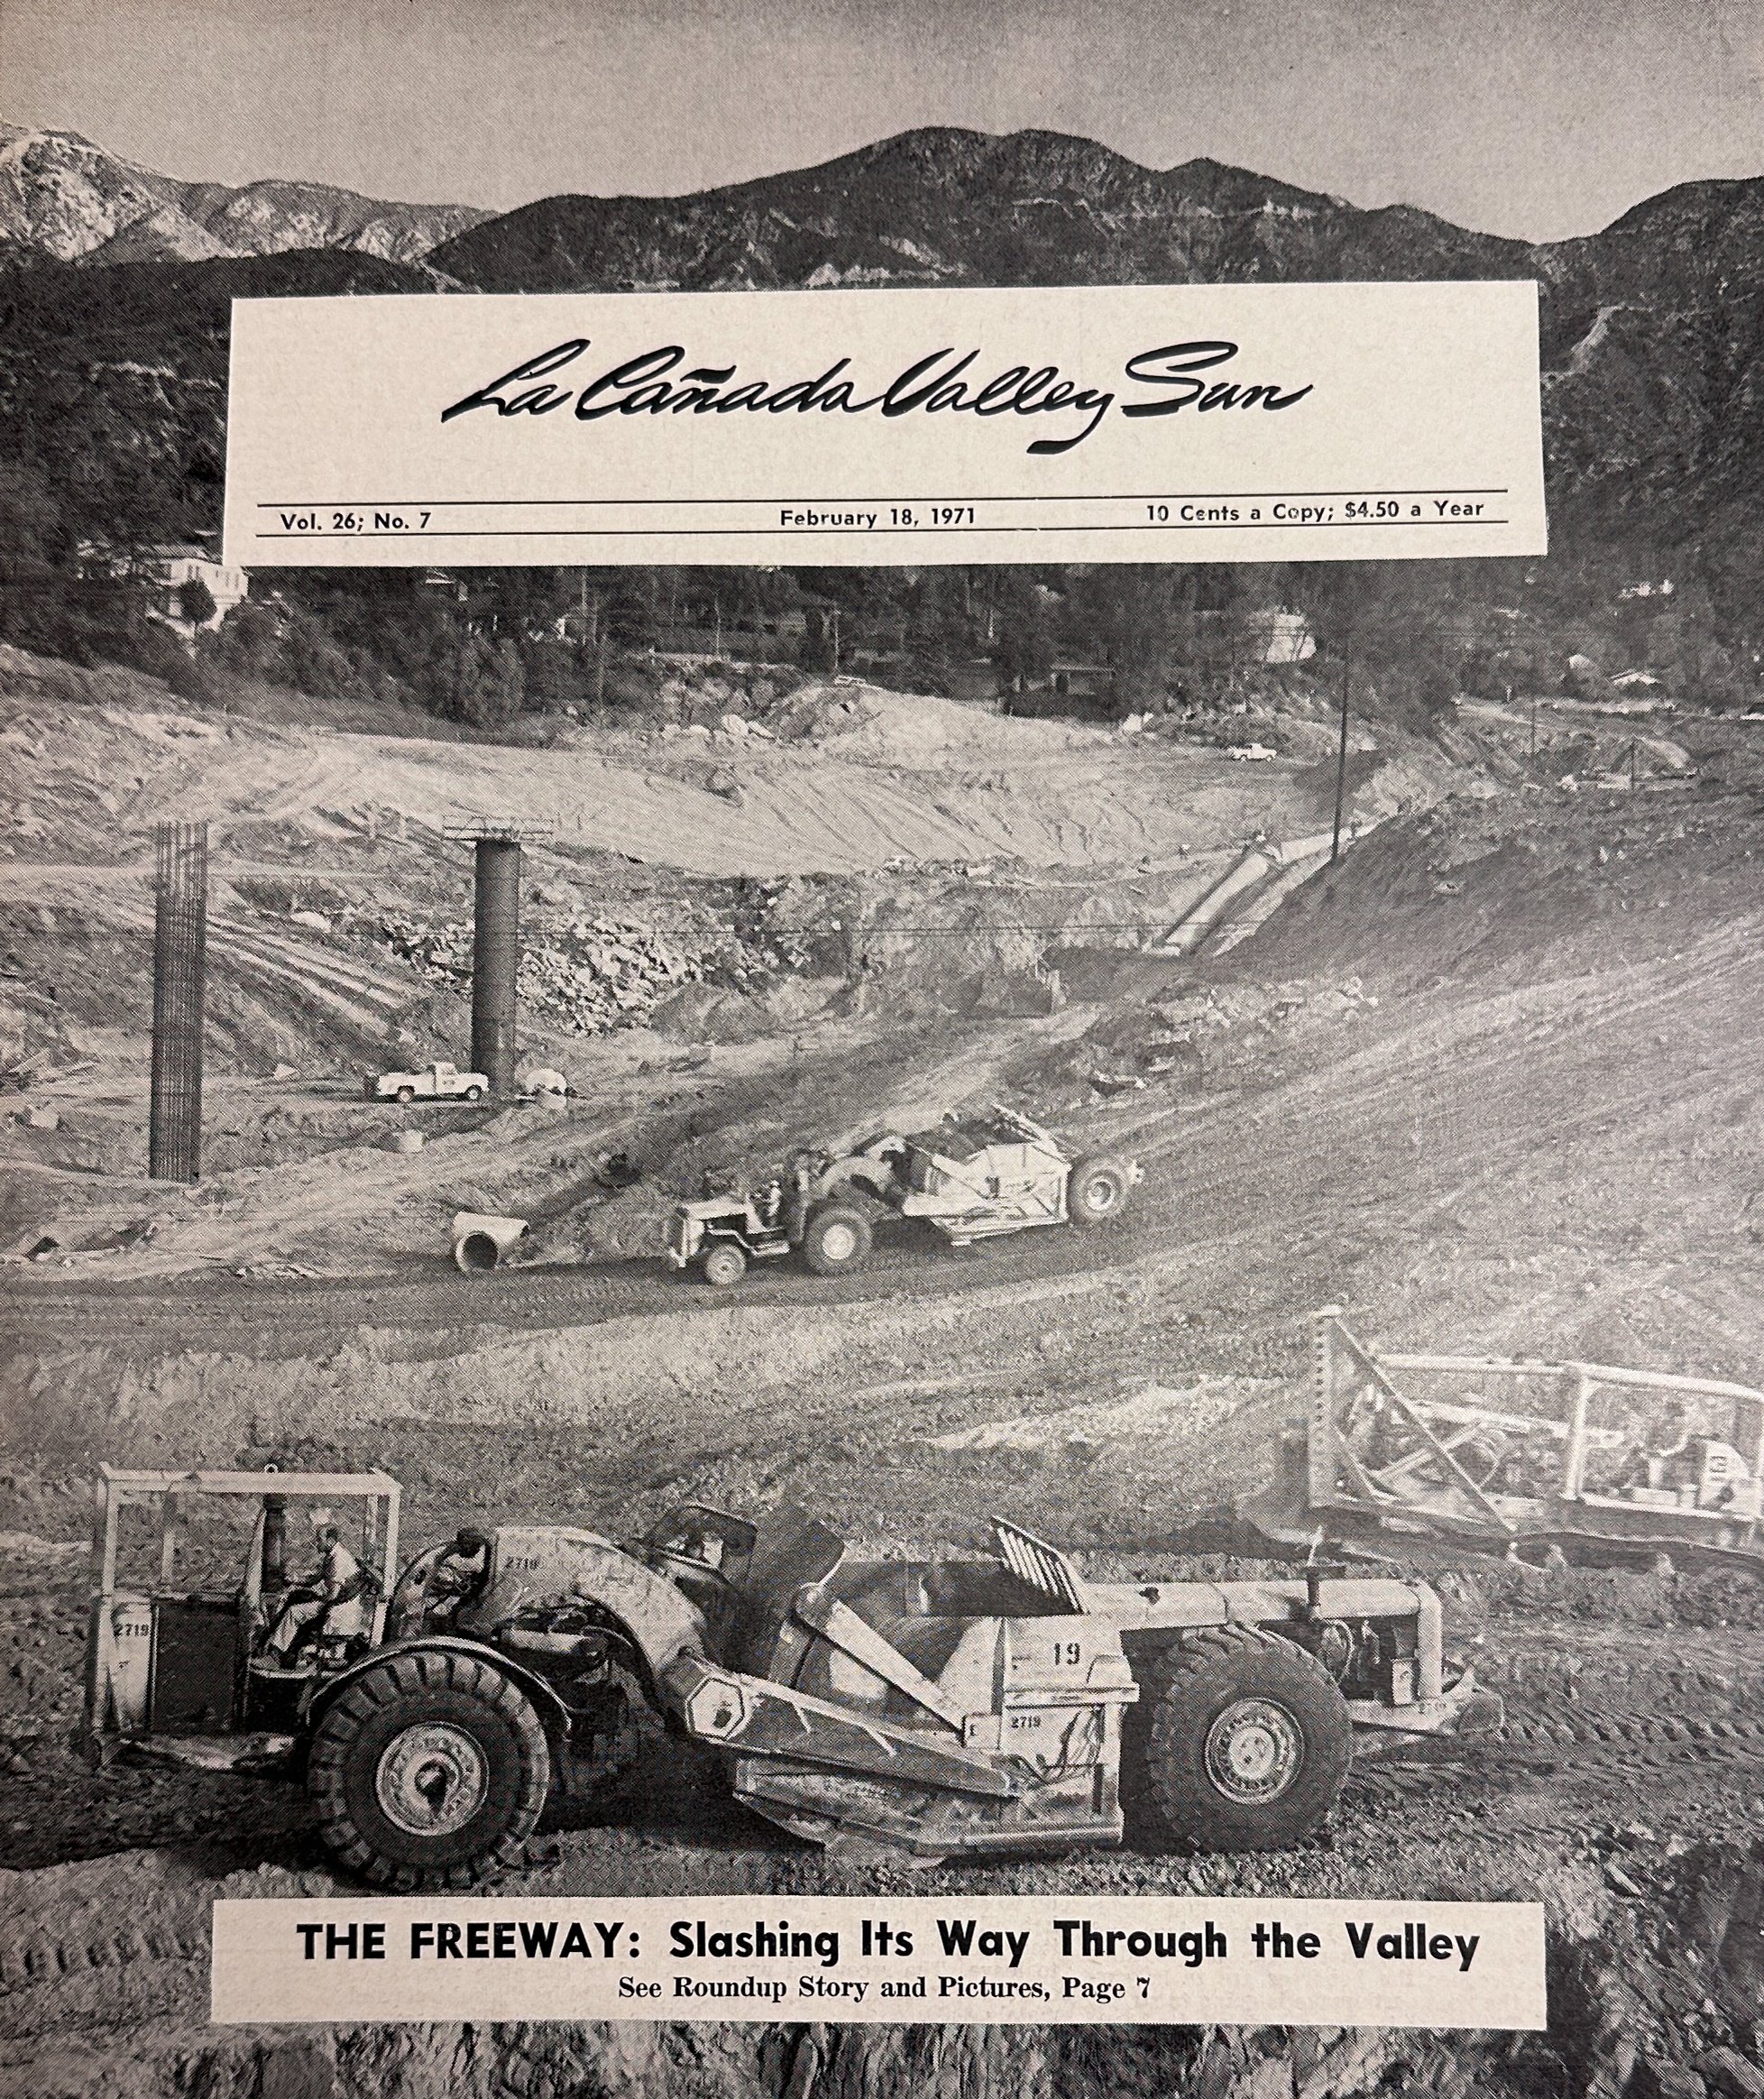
xmin=82 ymin=1465 xmax=1495 ymax=1888
xmin=667 ymin=1105 xmax=1141 ymax=1286
xmin=1238 ymin=1307 xmax=1764 ymax=1576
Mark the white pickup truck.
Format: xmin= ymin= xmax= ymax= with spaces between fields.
xmin=366 ymin=1060 xmax=489 ymax=1104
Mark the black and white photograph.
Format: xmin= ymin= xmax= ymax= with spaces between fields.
xmin=2 ymin=0 xmax=1763 ymax=2092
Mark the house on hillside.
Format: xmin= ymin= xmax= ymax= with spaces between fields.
xmin=1607 ymin=668 xmax=1673 ymax=713
xmin=1245 ymin=608 xmax=1317 ymax=665
xmin=761 ymin=586 xmax=848 ymax=644
xmin=1047 ymin=660 xmax=1116 ymax=699
xmin=74 ymin=539 xmax=249 ymax=633
xmin=416 ymin=569 xmax=507 ymax=636
xmin=145 ymin=545 xmax=249 ymax=632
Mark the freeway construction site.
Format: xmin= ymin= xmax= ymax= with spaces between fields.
xmin=5 ymin=638 xmax=1764 ymax=2099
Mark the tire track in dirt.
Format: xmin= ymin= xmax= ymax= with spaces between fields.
xmin=7 ymin=917 xmax=1756 ymax=1351
xmin=0 ymin=1208 xmax=1148 ymax=1350
xmin=10 ymin=686 xmax=1335 ymax=879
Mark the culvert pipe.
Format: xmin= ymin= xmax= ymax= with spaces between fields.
xmin=450 ymin=1210 xmax=529 ymax=1274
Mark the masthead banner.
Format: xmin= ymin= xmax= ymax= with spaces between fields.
xmin=223 ymin=281 xmax=1546 ymax=567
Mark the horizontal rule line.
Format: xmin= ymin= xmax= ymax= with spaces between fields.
xmin=253 ymin=519 xmax=1510 ymax=539
xmin=256 ymin=489 xmax=1511 ymax=508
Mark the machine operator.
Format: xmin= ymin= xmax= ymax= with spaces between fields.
xmin=265 ymin=1505 xmax=368 ymax=1661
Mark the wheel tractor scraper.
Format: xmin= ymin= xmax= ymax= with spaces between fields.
xmin=81 ymin=1468 xmax=1499 ymax=1886
xmin=668 ymin=1102 xmax=1143 ymax=1286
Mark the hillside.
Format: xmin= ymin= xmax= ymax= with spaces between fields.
xmin=0 ymin=636 xmax=1406 ymax=1266
xmin=426 ymin=126 xmax=1529 ymax=291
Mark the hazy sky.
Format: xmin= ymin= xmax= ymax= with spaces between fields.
xmin=5 ymin=0 xmax=1761 ymax=243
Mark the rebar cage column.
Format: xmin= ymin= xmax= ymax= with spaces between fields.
xmin=149 ymin=820 xmax=208 ymax=1182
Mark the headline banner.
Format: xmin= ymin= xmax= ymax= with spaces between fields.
xmin=223 ymin=281 xmax=1546 ymax=567
xmin=210 ymin=1895 xmax=1546 ymax=2027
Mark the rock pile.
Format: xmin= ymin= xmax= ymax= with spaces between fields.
xmin=372 ymin=909 xmax=699 ymax=1033
xmin=370 ymin=898 xmax=816 ymax=1037
xmin=520 ymin=916 xmax=696 ymax=1031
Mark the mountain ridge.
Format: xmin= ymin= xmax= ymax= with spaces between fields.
xmin=9 ymin=115 xmax=1738 ymax=275
xmin=0 ymin=123 xmax=491 ymax=267
xmin=1 ymin=118 xmax=1761 ymax=586
xmin=421 ymin=125 xmax=1526 ymax=295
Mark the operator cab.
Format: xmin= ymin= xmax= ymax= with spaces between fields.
xmin=83 ymin=1467 xmax=399 ymax=1766
xmin=383 ymin=1526 xmax=493 ymax=1639
xmin=642 ymin=1505 xmax=758 ymax=1639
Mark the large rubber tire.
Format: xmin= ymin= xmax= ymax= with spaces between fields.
xmin=307 ymin=1651 xmax=551 ymax=1890
xmin=396 ymin=1086 xmax=414 ymax=1106
xmin=1069 ymin=1155 xmax=1131 ymax=1227
xmin=1123 ymin=1626 xmax=1352 ymax=1854
xmin=801 ymin=1202 xmax=873 ymax=1277
xmin=464 ymin=1085 xmax=482 ymax=1102
xmin=701 ymin=1241 xmax=748 ymax=1288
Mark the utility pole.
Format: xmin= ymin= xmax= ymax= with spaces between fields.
xmin=1331 ymin=648 xmax=1352 ymax=863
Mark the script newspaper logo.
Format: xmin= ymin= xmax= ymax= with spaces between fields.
xmin=223 ymin=281 xmax=1546 ymax=567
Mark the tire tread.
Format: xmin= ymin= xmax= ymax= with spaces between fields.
xmin=801 ymin=1202 xmax=873 ymax=1276
xmin=1125 ymin=1624 xmax=1351 ymax=1854
xmin=1068 ymin=1154 xmax=1131 ymax=1228
xmin=308 ymin=1649 xmax=549 ymax=1890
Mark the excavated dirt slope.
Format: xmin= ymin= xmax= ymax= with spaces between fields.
xmin=0 ymin=643 xmax=1431 ymax=1283
xmin=0 ymin=649 xmax=1348 ymax=878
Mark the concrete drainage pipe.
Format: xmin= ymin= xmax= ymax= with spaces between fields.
xmin=450 ymin=1211 xmax=529 ymax=1274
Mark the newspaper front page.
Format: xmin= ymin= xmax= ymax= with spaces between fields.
xmin=2 ymin=4 xmax=1760 ymax=2096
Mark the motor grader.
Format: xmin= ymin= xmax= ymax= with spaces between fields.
xmin=82 ymin=1465 xmax=1496 ymax=1888
xmin=667 ymin=1105 xmax=1141 ymax=1286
